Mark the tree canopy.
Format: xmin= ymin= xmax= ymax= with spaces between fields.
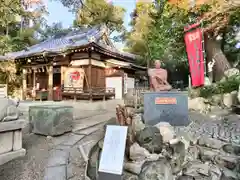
xmin=125 ymin=0 xmax=240 ymax=73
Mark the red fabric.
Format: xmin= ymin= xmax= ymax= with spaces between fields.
xmin=184 ymin=28 xmax=205 ymax=87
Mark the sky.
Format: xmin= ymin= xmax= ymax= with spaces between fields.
xmin=43 ymin=0 xmax=136 ymax=30
xmin=43 ymin=0 xmax=137 ymax=48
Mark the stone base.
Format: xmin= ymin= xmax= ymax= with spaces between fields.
xmin=143 ymin=92 xmax=189 ymax=126
xmin=0 ymin=148 xmax=26 ymax=166
xmin=98 ymin=171 xmax=122 ymax=180
xmin=0 ymin=120 xmax=26 ymax=166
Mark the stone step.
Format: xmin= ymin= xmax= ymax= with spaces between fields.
xmin=72 ymin=112 xmax=115 ymax=133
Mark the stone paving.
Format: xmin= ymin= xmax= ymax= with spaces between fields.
xmin=0 ymin=100 xmax=119 ymax=180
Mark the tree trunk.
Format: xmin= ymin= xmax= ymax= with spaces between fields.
xmin=205 ymin=35 xmax=231 ymax=81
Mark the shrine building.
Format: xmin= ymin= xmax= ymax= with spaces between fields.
xmin=4 ymin=25 xmax=146 ymax=101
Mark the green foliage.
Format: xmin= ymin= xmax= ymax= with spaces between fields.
xmin=74 ymin=0 xmax=126 ymax=34
xmin=146 ymin=3 xmax=190 ymax=66
xmin=199 ymin=75 xmax=240 ymax=98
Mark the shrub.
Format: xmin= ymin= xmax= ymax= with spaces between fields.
xmin=199 ymin=75 xmax=240 ymax=98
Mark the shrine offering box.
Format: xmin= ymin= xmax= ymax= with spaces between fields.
xmin=143 ymin=91 xmax=189 ymax=126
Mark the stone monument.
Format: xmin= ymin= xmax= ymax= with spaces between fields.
xmin=144 ymin=60 xmax=189 ymax=126
xmin=0 ymin=98 xmax=20 ymax=122
xmin=148 ymin=60 xmax=172 ymax=91
xmin=0 ymin=98 xmax=26 ymax=166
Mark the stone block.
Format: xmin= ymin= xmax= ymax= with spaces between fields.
xmin=143 ymin=92 xmax=189 ymax=126
xmin=29 ymin=105 xmax=73 ymax=136
xmin=0 ymin=148 xmax=26 ymax=166
xmin=0 ymin=119 xmax=26 ymax=132
xmin=13 ymin=130 xmax=22 ymax=151
xmin=0 ymin=131 xmax=13 ymax=154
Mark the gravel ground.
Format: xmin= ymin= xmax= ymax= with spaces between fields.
xmin=0 ymin=131 xmax=52 ymax=180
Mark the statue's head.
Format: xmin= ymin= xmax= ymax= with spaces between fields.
xmin=155 ymin=60 xmax=161 ymax=69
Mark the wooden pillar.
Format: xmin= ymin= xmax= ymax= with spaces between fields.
xmin=88 ymin=49 xmax=92 ymax=101
xmin=22 ymin=68 xmax=27 ymax=100
xmin=48 ymin=65 xmax=53 ymax=100
xmin=33 ymin=68 xmax=36 ymax=89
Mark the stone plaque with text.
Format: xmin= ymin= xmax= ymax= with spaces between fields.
xmin=98 ymin=125 xmax=128 ymax=180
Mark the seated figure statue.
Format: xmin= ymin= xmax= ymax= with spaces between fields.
xmin=0 ymin=98 xmax=20 ymax=122
xmin=148 ymin=60 xmax=172 ymax=91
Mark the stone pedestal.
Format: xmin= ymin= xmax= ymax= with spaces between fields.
xmin=29 ymin=105 xmax=73 ymax=136
xmin=143 ymin=92 xmax=189 ymax=126
xmin=0 ymin=120 xmax=26 ymax=166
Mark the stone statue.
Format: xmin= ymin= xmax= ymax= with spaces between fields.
xmin=0 ymin=98 xmax=20 ymax=122
xmin=148 ymin=60 xmax=172 ymax=91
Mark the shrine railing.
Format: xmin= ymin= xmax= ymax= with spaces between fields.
xmin=62 ymin=87 xmax=115 ymax=100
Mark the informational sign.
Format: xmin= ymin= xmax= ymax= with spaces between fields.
xmin=98 ymin=125 xmax=128 ymax=175
xmin=123 ymin=73 xmax=128 ymax=94
xmin=184 ymin=25 xmax=205 ymax=87
xmin=63 ymin=67 xmax=85 ymax=91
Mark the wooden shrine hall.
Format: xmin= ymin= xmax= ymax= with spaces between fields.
xmin=5 ymin=25 xmax=146 ymax=101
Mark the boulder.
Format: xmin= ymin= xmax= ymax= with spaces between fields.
xmin=211 ymin=94 xmax=222 ymax=106
xmin=198 ymin=136 xmax=225 ymax=149
xmin=135 ymin=126 xmax=163 ymax=154
xmin=0 ymin=98 xmax=20 ymax=122
xmin=124 ymin=161 xmax=145 ymax=175
xmin=223 ymin=91 xmax=238 ymax=108
xmin=224 ymin=68 xmax=239 ymax=78
xmin=129 ymin=143 xmax=161 ymax=162
xmin=132 ymin=114 xmax=145 ymax=133
xmin=139 ymin=160 xmax=174 ymax=180
xmin=188 ymin=97 xmax=210 ymax=113
xmin=155 ymin=122 xmax=175 ymax=143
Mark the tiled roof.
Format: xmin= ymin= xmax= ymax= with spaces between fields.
xmin=4 ymin=25 xmax=137 ymax=61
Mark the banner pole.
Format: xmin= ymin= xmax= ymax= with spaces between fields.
xmin=201 ymin=22 xmax=207 ymax=78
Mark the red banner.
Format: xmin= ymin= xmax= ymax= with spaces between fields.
xmin=184 ymin=28 xmax=205 ymax=87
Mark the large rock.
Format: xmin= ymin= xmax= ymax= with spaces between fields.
xmin=210 ymin=94 xmax=222 ymax=106
xmin=224 ymin=68 xmax=239 ymax=78
xmin=155 ymin=122 xmax=175 ymax=143
xmin=139 ymin=160 xmax=174 ymax=180
xmin=223 ymin=91 xmax=238 ymax=108
xmin=29 ymin=105 xmax=73 ymax=136
xmin=135 ymin=126 xmax=163 ymax=154
xmin=129 ymin=143 xmax=160 ymax=162
xmin=0 ymin=98 xmax=20 ymax=122
xmin=198 ymin=136 xmax=225 ymax=149
xmin=132 ymin=114 xmax=145 ymax=133
xmin=188 ymin=97 xmax=210 ymax=113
